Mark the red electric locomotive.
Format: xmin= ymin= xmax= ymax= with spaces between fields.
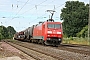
xmin=14 ymin=10 xmax=63 ymax=46
xmin=33 ymin=19 xmax=63 ymax=45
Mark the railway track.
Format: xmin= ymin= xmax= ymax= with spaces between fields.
xmin=6 ymin=40 xmax=90 ymax=60
xmin=53 ymin=44 xmax=90 ymax=56
xmin=23 ymin=42 xmax=90 ymax=60
xmin=6 ymin=41 xmax=59 ymax=60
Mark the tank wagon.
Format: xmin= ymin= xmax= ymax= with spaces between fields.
xmin=24 ymin=26 xmax=34 ymax=40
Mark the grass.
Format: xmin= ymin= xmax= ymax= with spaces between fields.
xmin=62 ymin=37 xmax=90 ymax=45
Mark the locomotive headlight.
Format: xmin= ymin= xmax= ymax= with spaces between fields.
xmin=57 ymin=32 xmax=61 ymax=34
xmin=59 ymin=39 xmax=61 ymax=41
xmin=47 ymin=31 xmax=52 ymax=34
xmin=48 ymin=35 xmax=50 ymax=36
xmin=47 ymin=38 xmax=50 ymax=40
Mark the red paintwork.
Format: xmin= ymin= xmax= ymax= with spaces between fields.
xmin=33 ymin=21 xmax=63 ymax=41
xmin=33 ymin=24 xmax=42 ymax=37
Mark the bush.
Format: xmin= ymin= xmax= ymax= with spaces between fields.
xmin=70 ymin=36 xmax=73 ymax=40
xmin=76 ymin=25 xmax=88 ymax=38
xmin=63 ymin=37 xmax=89 ymax=45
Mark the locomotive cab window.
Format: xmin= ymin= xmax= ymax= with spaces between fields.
xmin=48 ymin=24 xmax=61 ymax=29
xmin=55 ymin=24 xmax=61 ymax=29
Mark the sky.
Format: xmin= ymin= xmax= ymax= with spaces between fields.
xmin=0 ymin=0 xmax=89 ymax=32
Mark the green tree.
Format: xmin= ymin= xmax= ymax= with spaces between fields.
xmin=0 ymin=26 xmax=9 ymax=39
xmin=60 ymin=1 xmax=89 ymax=37
xmin=0 ymin=26 xmax=16 ymax=40
xmin=77 ymin=25 xmax=88 ymax=38
xmin=7 ymin=26 xmax=16 ymax=39
xmin=0 ymin=27 xmax=3 ymax=40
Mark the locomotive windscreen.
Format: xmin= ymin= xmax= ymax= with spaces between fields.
xmin=48 ymin=24 xmax=61 ymax=29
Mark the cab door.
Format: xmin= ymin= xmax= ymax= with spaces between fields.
xmin=42 ymin=24 xmax=46 ymax=40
